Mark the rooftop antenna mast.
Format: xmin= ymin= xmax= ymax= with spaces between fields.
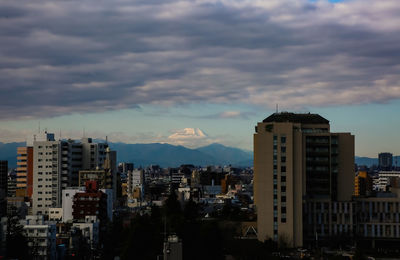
xmin=276 ymin=104 xmax=278 ymax=113
xmin=38 ymin=122 xmax=40 ymax=133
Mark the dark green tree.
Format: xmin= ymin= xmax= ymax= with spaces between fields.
xmin=6 ymin=214 xmax=29 ymax=259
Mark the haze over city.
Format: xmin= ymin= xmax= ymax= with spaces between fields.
xmin=1 ymin=0 xmax=400 ymax=156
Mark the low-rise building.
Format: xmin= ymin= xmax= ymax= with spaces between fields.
xmin=72 ymin=181 xmax=108 ymax=224
xmin=21 ymin=215 xmax=57 ymax=260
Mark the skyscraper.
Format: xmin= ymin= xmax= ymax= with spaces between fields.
xmin=254 ymin=112 xmax=354 ymax=247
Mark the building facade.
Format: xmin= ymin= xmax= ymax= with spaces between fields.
xmin=379 ymin=153 xmax=393 ymax=171
xmin=32 ymin=132 xmax=111 ymax=216
xmin=254 ymin=112 xmax=354 ymax=247
xmin=355 ymin=171 xmax=373 ymax=197
xmin=0 ymin=161 xmax=7 ymax=217
xmin=72 ymin=181 xmax=108 ymax=224
xmin=21 ymin=215 xmax=57 ymax=260
xmin=16 ymin=147 xmax=34 ymax=198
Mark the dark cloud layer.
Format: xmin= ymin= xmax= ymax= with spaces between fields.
xmin=1 ymin=0 xmax=400 ymax=119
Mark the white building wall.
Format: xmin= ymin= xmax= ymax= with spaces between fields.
xmin=62 ymin=188 xmax=85 ymax=222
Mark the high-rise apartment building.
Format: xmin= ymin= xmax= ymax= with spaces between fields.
xmin=16 ymin=146 xmax=34 ymax=198
xmin=32 ymin=133 xmax=112 ymax=215
xmin=254 ymin=112 xmax=354 ymax=247
xmin=379 ymin=153 xmax=393 ymax=171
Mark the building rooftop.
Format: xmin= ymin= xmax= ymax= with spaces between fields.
xmin=263 ymin=112 xmax=329 ymax=124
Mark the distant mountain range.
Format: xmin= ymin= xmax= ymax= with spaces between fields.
xmin=0 ymin=141 xmax=253 ymax=168
xmin=0 ymin=140 xmax=395 ymax=169
xmin=107 ymin=142 xmax=253 ymax=168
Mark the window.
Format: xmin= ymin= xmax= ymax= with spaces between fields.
xmin=281 ymin=136 xmax=286 ymax=143
xmin=281 ymin=176 xmax=286 ymax=182
xmin=281 ymin=157 xmax=286 ymax=163
xmin=281 ymin=147 xmax=286 ymax=153
xmin=281 ymin=166 xmax=286 ymax=172
xmin=281 ymin=196 xmax=286 ymax=202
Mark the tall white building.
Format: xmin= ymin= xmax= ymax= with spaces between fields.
xmin=32 ymin=133 xmax=111 ymax=216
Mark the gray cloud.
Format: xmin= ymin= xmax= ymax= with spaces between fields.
xmin=1 ymin=0 xmax=400 ymax=119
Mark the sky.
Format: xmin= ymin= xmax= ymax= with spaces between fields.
xmin=1 ymin=0 xmax=400 ymax=157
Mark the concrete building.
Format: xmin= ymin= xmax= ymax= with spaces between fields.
xmin=62 ymin=187 xmax=85 ymax=222
xmin=0 ymin=161 xmax=7 ymax=217
xmin=49 ymin=208 xmax=63 ymax=222
xmin=72 ymin=181 xmax=108 ymax=224
xmin=78 ymin=169 xmax=112 ymax=189
xmin=254 ymin=112 xmax=354 ymax=247
xmin=376 ymin=171 xmax=400 ymax=191
xmin=118 ymin=162 xmax=134 ymax=174
xmin=72 ymin=216 xmax=100 ymax=249
xmin=127 ymin=169 xmax=144 ymax=194
xmin=16 ymin=146 xmax=33 ymax=198
xmin=354 ymin=195 xmax=400 ymax=248
xmin=21 ymin=215 xmax=57 ymax=260
xmin=62 ymin=186 xmax=112 ymax=223
xmin=379 ymin=152 xmax=393 ymax=171
xmin=163 ymin=235 xmax=182 ymax=260
xmin=32 ymin=133 xmax=111 ymax=216
xmin=355 ymin=171 xmax=373 ymax=197
xmin=7 ymin=172 xmax=17 ymax=197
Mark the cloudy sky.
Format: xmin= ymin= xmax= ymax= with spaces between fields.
xmin=1 ymin=0 xmax=400 ymax=157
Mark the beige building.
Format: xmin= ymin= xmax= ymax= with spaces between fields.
xmin=254 ymin=112 xmax=354 ymax=247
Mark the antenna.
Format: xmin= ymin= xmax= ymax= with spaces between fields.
xmin=106 ymin=136 xmax=108 ymax=144
xmin=276 ymin=104 xmax=278 ymax=113
xmin=59 ymin=129 xmax=62 ymax=141
xmin=83 ymin=128 xmax=85 ymax=138
xmin=38 ymin=122 xmax=40 ymax=133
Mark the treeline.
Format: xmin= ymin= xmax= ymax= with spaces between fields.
xmin=101 ymin=191 xmax=277 ymax=260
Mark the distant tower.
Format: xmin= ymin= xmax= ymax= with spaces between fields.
xmin=379 ymin=152 xmax=393 ymax=171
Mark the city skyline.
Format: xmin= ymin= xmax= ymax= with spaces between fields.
xmin=1 ymin=0 xmax=400 ymax=157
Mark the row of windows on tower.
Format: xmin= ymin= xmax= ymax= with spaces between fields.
xmin=273 ymin=135 xmax=287 ymax=240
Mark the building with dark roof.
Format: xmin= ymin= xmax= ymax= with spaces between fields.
xmin=254 ymin=112 xmax=354 ymax=247
xmin=263 ymin=112 xmax=329 ymax=124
